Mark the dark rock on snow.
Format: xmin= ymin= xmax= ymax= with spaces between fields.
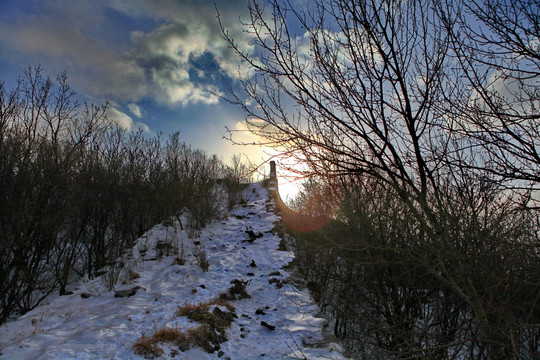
xmin=114 ymin=286 xmax=140 ymax=298
xmin=261 ymin=321 xmax=275 ymax=331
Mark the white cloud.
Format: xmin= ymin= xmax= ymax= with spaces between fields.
xmin=129 ymin=17 xmax=249 ymax=106
xmin=135 ymin=121 xmax=151 ymax=133
xmin=108 ymin=107 xmax=134 ymax=130
xmin=112 ymin=0 xmax=255 ymax=80
xmin=127 ymin=103 xmax=143 ymax=118
xmin=107 ymin=107 xmax=149 ymax=132
xmin=0 ymin=0 xmax=255 ymax=107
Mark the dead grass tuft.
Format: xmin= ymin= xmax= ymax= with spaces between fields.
xmin=135 ymin=293 xmax=241 ymax=356
xmin=133 ymin=327 xmax=191 ymax=357
xmin=129 ymin=269 xmax=140 ymax=280
xmin=175 ymin=302 xmax=202 ymax=317
xmin=187 ymin=324 xmax=226 ymax=353
xmin=170 ymin=298 xmax=238 ymax=354
xmin=219 ymin=279 xmax=250 ymax=301
xmin=175 ymin=299 xmax=236 ymax=318
xmin=152 ymin=327 xmax=189 ymax=346
xmin=132 ymin=333 xmax=164 ymax=359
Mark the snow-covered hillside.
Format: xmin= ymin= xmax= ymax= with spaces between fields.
xmin=0 ymin=183 xmax=348 ymax=360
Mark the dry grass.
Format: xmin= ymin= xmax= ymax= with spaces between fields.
xmin=132 ymin=333 xmax=165 ymax=358
xmin=175 ymin=302 xmax=200 ymax=317
xmin=152 ymin=327 xmax=189 ymax=346
xmin=135 ymin=291 xmax=241 ymax=357
xmin=129 ymin=269 xmax=140 ymax=280
xmin=219 ymin=279 xmax=250 ymax=301
xmin=169 ymin=298 xmax=238 ymax=354
xmin=187 ymin=324 xmax=225 ymax=353
xmin=175 ymin=299 xmax=235 ymax=317
xmin=132 ymin=327 xmax=191 ymax=358
xmin=218 ymin=300 xmax=236 ymax=312
xmin=133 ymin=322 xmax=232 ymax=357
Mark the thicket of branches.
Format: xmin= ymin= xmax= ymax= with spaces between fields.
xmin=0 ymin=66 xmax=250 ymax=325
xmin=288 ymin=174 xmax=538 ymax=359
xmin=223 ymin=0 xmax=539 ymax=358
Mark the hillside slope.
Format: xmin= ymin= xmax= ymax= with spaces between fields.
xmin=0 ymin=183 xmax=348 ymax=360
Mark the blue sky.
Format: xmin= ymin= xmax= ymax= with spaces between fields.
xmin=0 ymin=0 xmax=271 ymax=164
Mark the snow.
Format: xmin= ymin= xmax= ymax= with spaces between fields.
xmin=0 ymin=183 xmax=348 ymax=360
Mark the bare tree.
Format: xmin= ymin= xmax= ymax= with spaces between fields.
xmin=439 ymin=0 xmax=539 ymax=191
xmin=222 ymin=0 xmax=455 ymax=223
xmin=0 ymin=66 xmax=251 ymax=325
xmin=221 ymin=0 xmax=539 ymax=358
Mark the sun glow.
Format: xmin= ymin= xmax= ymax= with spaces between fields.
xmin=264 ymin=148 xmax=307 ymax=203
xmin=222 ymin=122 xmax=307 ymax=202
xmin=277 ymin=176 xmax=302 ymax=203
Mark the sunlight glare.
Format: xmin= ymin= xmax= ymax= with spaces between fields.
xmin=264 ymin=148 xmax=308 ymax=203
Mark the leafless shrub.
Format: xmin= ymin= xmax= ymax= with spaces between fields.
xmin=0 ymin=67 xmax=253 ymax=324
xmin=193 ymin=245 xmax=210 ymax=272
xmin=101 ymin=264 xmax=121 ymax=291
xmin=221 ymin=0 xmax=539 ymax=357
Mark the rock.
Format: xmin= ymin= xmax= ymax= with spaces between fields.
xmin=218 ymin=350 xmax=225 ymax=357
xmin=261 ymin=321 xmax=275 ymax=331
xmin=269 ymin=278 xmax=283 ymax=288
xmin=200 ymin=284 xmax=206 ymax=289
xmin=245 ymin=228 xmax=264 ymax=242
xmin=114 ymin=286 xmax=140 ymax=298
xmin=249 ymin=260 xmax=257 ymax=268
xmin=255 ymin=308 xmax=266 ymax=315
xmin=220 ymin=279 xmax=250 ymax=301
xmin=269 ymin=271 xmax=281 ymax=276
xmin=80 ymin=292 xmax=92 ymax=299
xmin=170 ymin=349 xmax=180 ymax=357
xmin=247 ymin=272 xmax=255 ymax=276
xmin=212 ymin=306 xmax=225 ymax=319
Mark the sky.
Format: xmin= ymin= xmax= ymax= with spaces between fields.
xmin=0 ymin=0 xmax=304 ymax=198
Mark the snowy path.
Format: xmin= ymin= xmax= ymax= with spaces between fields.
xmin=0 ymin=184 xmax=347 ymax=360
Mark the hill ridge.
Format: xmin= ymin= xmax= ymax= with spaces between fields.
xmin=0 ymin=183 xmax=348 ymax=360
